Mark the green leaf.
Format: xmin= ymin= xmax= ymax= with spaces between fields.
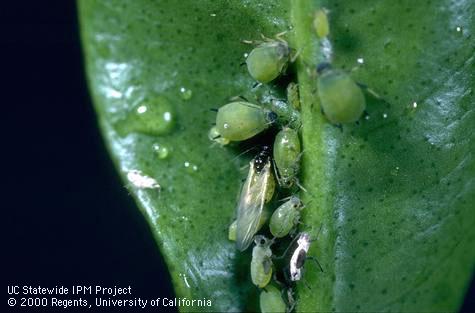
xmin=79 ymin=0 xmax=475 ymax=312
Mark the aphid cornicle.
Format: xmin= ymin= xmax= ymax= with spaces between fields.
xmin=251 ymin=235 xmax=274 ymax=288
xmin=269 ymin=196 xmax=304 ymax=238
xmin=245 ymin=36 xmax=292 ymax=83
xmin=317 ymin=62 xmax=366 ymax=124
xmin=259 ymin=285 xmax=287 ymax=313
xmin=215 ymin=102 xmax=277 ymax=142
xmin=236 ymin=146 xmax=275 ymax=251
xmin=273 ymin=127 xmax=301 ymax=188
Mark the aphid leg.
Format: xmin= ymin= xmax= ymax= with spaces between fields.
xmin=239 ymin=61 xmax=246 ymax=67
xmin=289 ymin=48 xmax=302 ymax=63
xmin=274 ymin=31 xmax=289 ymax=42
xmin=301 ymin=276 xmax=312 ymax=290
xmin=295 ymin=180 xmax=308 ymax=193
xmin=252 ymin=81 xmax=262 ymax=89
xmin=241 ymin=39 xmax=261 ymax=45
xmin=210 ymin=122 xmax=216 ymax=126
xmin=306 ymin=256 xmax=324 ymax=273
xmin=212 ymin=135 xmax=222 ymax=140
xmin=209 ymin=108 xmax=219 ymax=112
xmin=286 ymin=288 xmax=296 ymax=313
xmin=274 ymin=235 xmax=301 ymax=260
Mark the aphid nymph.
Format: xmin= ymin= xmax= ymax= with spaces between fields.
xmin=251 ymin=235 xmax=274 ymax=288
xmin=236 ymin=146 xmax=275 ymax=251
xmin=259 ymin=285 xmax=287 ymax=313
xmin=316 ymin=62 xmax=366 ymax=124
xmin=269 ymin=196 xmax=304 ymax=238
xmin=215 ymin=101 xmax=277 ymax=142
xmin=245 ymin=33 xmax=297 ymax=84
xmin=273 ymin=127 xmax=302 ymax=188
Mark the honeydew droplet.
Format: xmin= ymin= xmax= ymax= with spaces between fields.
xmin=383 ymin=113 xmax=388 ymax=119
xmin=179 ymin=87 xmax=193 ymax=100
xmin=412 ymin=102 xmax=418 ymax=108
xmin=184 ymin=161 xmax=199 ymax=173
xmin=357 ymin=57 xmax=364 ymax=64
xmin=152 ymin=143 xmax=170 ymax=159
xmin=115 ymin=96 xmax=176 ymax=137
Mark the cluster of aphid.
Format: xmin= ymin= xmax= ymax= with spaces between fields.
xmin=208 ymin=9 xmax=374 ymax=313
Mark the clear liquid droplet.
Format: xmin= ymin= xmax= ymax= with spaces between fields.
xmin=114 ymin=96 xmax=176 ymax=137
xmin=152 ymin=143 xmax=170 ymax=159
xmin=184 ymin=161 xmax=199 ymax=173
xmin=179 ymin=87 xmax=193 ymax=100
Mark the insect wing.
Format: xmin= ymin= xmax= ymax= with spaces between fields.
xmin=236 ymin=161 xmax=271 ymax=251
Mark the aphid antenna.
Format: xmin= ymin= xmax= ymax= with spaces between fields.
xmin=356 ymin=82 xmax=391 ymax=106
xmin=278 ymin=195 xmax=293 ymax=202
xmin=230 ymin=146 xmax=259 ymax=163
xmin=301 ymin=276 xmax=312 ymax=290
xmin=212 ymin=135 xmax=222 ymax=140
xmin=229 ymin=95 xmax=250 ymax=102
xmin=310 ymin=223 xmax=324 ymax=242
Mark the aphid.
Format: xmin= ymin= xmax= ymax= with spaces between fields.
xmin=245 ymin=33 xmax=294 ymax=83
xmin=251 ymin=235 xmax=274 ymax=288
xmin=269 ymin=196 xmax=304 ymax=238
xmin=208 ymin=126 xmax=230 ymax=146
xmin=236 ymin=146 xmax=275 ymax=251
xmin=273 ymin=127 xmax=301 ymax=188
xmin=286 ymin=82 xmax=300 ymax=110
xmin=215 ymin=102 xmax=277 ymax=142
xmin=259 ymin=285 xmax=287 ymax=313
xmin=317 ymin=62 xmax=366 ymax=124
xmin=313 ymin=9 xmax=329 ymax=39
xmin=289 ymin=232 xmax=323 ymax=281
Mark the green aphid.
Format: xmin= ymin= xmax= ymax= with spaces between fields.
xmin=251 ymin=235 xmax=274 ymax=288
xmin=245 ymin=34 xmax=293 ymax=83
xmin=317 ymin=62 xmax=366 ymax=124
xmin=269 ymin=196 xmax=304 ymax=238
xmin=260 ymin=285 xmax=287 ymax=313
xmin=273 ymin=127 xmax=301 ymax=188
xmin=313 ymin=9 xmax=330 ymax=39
xmin=215 ymin=102 xmax=277 ymax=142
xmin=286 ymin=82 xmax=300 ymax=110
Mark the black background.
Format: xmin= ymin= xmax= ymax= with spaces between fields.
xmin=2 ymin=1 xmax=473 ymax=313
